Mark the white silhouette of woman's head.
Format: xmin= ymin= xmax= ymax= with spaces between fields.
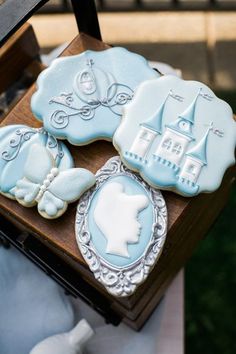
xmin=94 ymin=182 xmax=149 ymax=258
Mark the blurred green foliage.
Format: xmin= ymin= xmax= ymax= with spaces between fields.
xmin=185 ymin=92 xmax=236 ymax=354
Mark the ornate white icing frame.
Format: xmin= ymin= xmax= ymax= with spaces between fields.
xmin=75 ymin=157 xmax=168 ymax=297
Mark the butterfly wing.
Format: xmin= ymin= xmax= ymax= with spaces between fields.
xmin=15 ymin=178 xmax=40 ymax=206
xmin=48 ymin=168 xmax=96 ymax=202
xmin=15 ymin=144 xmax=55 ymax=207
xmin=37 ymin=191 xmax=66 ymax=219
xmin=0 ymin=129 xmax=46 ymax=195
xmin=23 ymin=144 xmax=55 ymax=184
xmin=37 ymin=168 xmax=95 ymax=219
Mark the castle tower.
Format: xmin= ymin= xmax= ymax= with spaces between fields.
xmin=179 ymin=126 xmax=210 ymax=184
xmin=129 ymin=93 xmax=168 ymax=159
xmin=154 ymin=89 xmax=202 ymax=166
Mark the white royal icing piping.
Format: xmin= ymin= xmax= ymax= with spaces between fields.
xmin=35 ymin=167 xmax=59 ymax=202
xmin=93 ymin=182 xmax=149 ymax=258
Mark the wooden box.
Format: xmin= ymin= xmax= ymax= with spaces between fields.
xmin=0 ymin=33 xmax=235 ymax=330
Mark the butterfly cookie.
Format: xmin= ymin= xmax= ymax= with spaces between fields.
xmin=15 ymin=144 xmax=96 ymax=219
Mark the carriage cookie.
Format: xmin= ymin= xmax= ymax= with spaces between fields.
xmin=31 ymin=48 xmax=159 ymax=145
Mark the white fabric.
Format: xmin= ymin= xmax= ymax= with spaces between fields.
xmin=0 ymin=245 xmax=183 ymax=354
xmin=0 ymin=246 xmax=74 ymax=354
xmin=72 ymin=271 xmax=184 ymax=354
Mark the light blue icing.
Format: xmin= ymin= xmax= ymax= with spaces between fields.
xmin=186 ymin=127 xmax=210 ymax=165
xmin=12 ymin=143 xmax=96 ymax=219
xmin=114 ymin=75 xmax=236 ymax=196
xmin=141 ymin=97 xmax=166 ymax=134
xmin=166 ymin=116 xmax=195 ymax=140
xmin=178 ymin=90 xmax=200 ymax=124
xmin=0 ymin=125 xmax=74 ymax=197
xmin=31 ymin=47 xmax=159 ymax=145
xmin=88 ymin=175 xmax=154 ymax=268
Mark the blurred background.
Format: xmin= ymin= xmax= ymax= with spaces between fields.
xmin=31 ymin=0 xmax=236 ymax=90
xmin=1 ymin=1 xmax=236 ymax=353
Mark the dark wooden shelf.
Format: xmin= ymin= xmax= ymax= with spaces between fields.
xmin=0 ymin=33 xmax=235 ymax=330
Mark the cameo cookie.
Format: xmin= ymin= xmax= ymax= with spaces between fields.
xmin=14 ymin=144 xmax=96 ymax=219
xmin=75 ymin=157 xmax=167 ymax=297
xmin=114 ymin=76 xmax=236 ymax=196
xmin=0 ymin=124 xmax=73 ymax=199
xmin=31 ymin=48 xmax=159 ymax=145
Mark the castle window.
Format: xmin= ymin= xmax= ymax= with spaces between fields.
xmin=172 ymin=143 xmax=182 ymax=155
xmin=187 ymin=164 xmax=196 ymax=175
xmin=162 ymin=139 xmax=172 ymax=150
xmin=140 ymin=130 xmax=150 ymax=142
xmin=178 ymin=120 xmax=190 ymax=132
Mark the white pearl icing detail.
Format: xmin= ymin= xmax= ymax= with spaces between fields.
xmin=35 ymin=167 xmax=59 ymax=201
xmin=44 ymin=180 xmax=50 ymax=187
xmin=47 ymin=174 xmax=54 ymax=182
xmin=51 ymin=168 xmax=59 ymax=176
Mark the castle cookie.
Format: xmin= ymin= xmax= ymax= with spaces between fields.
xmin=114 ymin=76 xmax=236 ymax=196
xmin=14 ymin=144 xmax=96 ymax=219
xmin=75 ymin=157 xmax=167 ymax=297
xmin=31 ymin=48 xmax=159 ymax=145
xmin=0 ymin=124 xmax=73 ymax=199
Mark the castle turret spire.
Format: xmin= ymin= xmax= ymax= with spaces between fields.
xmin=185 ymin=125 xmax=211 ymax=165
xmin=141 ymin=91 xmax=171 ymax=134
xmin=178 ymin=88 xmax=202 ymax=124
xmin=141 ymin=101 xmax=164 ymax=134
xmin=165 ymin=88 xmax=203 ymax=140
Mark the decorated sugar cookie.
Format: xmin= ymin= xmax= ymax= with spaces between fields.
xmin=0 ymin=124 xmax=73 ymax=199
xmin=114 ymin=76 xmax=236 ymax=196
xmin=14 ymin=144 xmax=96 ymax=219
xmin=31 ymin=48 xmax=159 ymax=145
xmin=75 ymin=157 xmax=167 ymax=297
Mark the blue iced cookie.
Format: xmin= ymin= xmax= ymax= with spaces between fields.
xmin=31 ymin=48 xmax=159 ymax=145
xmin=0 ymin=125 xmax=73 ymax=199
xmin=14 ymin=144 xmax=96 ymax=219
xmin=75 ymin=157 xmax=167 ymax=297
xmin=114 ymin=76 xmax=236 ymax=196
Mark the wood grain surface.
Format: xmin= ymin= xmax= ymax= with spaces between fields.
xmin=0 ymin=23 xmax=40 ymax=93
